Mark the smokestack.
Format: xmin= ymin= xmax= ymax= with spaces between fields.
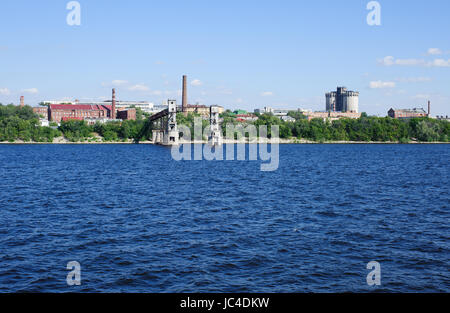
xmin=428 ymin=100 xmax=431 ymax=117
xmin=20 ymin=96 xmax=24 ymax=107
xmin=182 ymin=75 xmax=187 ymax=113
xmin=112 ymin=88 xmax=116 ymax=119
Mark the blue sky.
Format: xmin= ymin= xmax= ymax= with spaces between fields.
xmin=0 ymin=0 xmax=449 ymax=116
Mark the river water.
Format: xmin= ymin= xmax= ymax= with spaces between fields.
xmin=0 ymin=144 xmax=448 ymax=292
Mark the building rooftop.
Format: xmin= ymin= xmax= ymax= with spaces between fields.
xmin=390 ymin=108 xmax=427 ymax=113
xmin=49 ymin=104 xmax=112 ymax=111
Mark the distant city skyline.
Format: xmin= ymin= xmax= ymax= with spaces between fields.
xmin=0 ymin=0 xmax=449 ymax=116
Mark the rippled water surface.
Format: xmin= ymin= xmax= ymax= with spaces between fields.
xmin=0 ymin=144 xmax=448 ymax=292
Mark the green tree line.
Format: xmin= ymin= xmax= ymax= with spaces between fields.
xmin=1 ymin=104 xmax=448 ymax=143
xmin=0 ymin=104 xmax=60 ymax=142
xmin=0 ymin=104 xmax=154 ymax=143
xmin=252 ymin=113 xmax=449 ymax=142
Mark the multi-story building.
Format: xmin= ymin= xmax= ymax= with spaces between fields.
xmin=42 ymin=100 xmax=160 ymax=115
xmin=326 ymin=87 xmax=359 ymax=113
xmin=48 ymin=104 xmax=113 ymax=122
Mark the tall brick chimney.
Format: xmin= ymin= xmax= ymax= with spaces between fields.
xmin=182 ymin=75 xmax=187 ymax=113
xmin=20 ymin=96 xmax=24 ymax=107
xmin=112 ymin=88 xmax=116 ymax=119
xmin=428 ymin=100 xmax=431 ymax=117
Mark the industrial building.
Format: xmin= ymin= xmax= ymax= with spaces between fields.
xmin=388 ymin=108 xmax=428 ymax=119
xmin=41 ymin=100 xmax=160 ymax=114
xmin=47 ymin=104 xmax=137 ymax=123
xmin=48 ymin=104 xmax=113 ymax=122
xmin=117 ymin=108 xmax=136 ymax=121
xmin=388 ymin=101 xmax=431 ymax=119
xmin=41 ymin=89 xmax=136 ymax=123
xmin=326 ymin=87 xmax=359 ymax=113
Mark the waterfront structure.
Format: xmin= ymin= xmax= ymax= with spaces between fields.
xmin=151 ymin=100 xmax=179 ymax=145
xmin=148 ymin=98 xmax=226 ymax=146
xmin=209 ymin=106 xmax=223 ymax=145
xmin=326 ymin=87 xmax=359 ymax=113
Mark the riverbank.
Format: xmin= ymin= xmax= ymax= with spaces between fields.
xmin=0 ymin=137 xmax=448 ymax=145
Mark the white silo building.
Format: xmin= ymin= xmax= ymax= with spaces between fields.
xmin=325 ymin=87 xmax=359 ymax=113
xmin=343 ymin=91 xmax=359 ymax=113
xmin=326 ymin=92 xmax=336 ymax=112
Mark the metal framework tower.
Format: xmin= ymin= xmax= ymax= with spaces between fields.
xmin=209 ymin=106 xmax=222 ymax=145
xmin=163 ymin=100 xmax=179 ymax=145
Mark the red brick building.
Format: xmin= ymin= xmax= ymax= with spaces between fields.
xmin=48 ymin=104 xmax=112 ymax=122
xmin=117 ymin=108 xmax=136 ymax=121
